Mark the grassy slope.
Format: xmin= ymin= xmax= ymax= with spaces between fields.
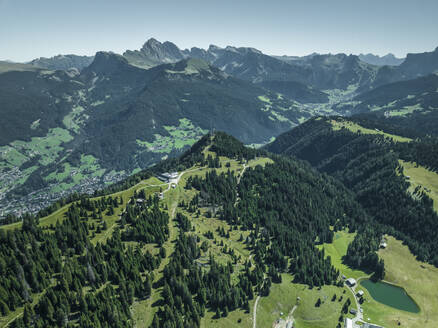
xmin=399 ymin=160 xmax=438 ymax=213
xmin=319 ymin=230 xmax=438 ymax=328
xmin=374 ymin=236 xmax=438 ymax=328
xmin=257 ymin=275 xmax=354 ymax=328
xmin=131 ymin=184 xmax=181 ymax=328
xmin=317 ymin=231 xmax=369 ymax=281
xmin=330 ymin=119 xmax=412 ymax=143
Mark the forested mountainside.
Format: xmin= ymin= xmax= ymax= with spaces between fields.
xmin=257 ymin=80 xmax=329 ymax=103
xmin=0 ymin=132 xmax=371 ymax=328
xmin=266 ymin=117 xmax=438 ymax=266
xmin=0 ymin=67 xmax=83 ymax=145
xmin=0 ymin=53 xmax=309 ymax=216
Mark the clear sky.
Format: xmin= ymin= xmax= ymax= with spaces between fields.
xmin=1 ymin=0 xmax=437 ymax=62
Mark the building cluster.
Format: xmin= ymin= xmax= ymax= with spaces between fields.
xmin=0 ymin=170 xmax=129 ymax=220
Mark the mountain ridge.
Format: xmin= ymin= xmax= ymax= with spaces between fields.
xmin=358 ymin=53 xmax=404 ymax=66
xmin=0 ymin=53 xmax=309 ymax=216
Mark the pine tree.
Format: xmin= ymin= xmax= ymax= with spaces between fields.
xmin=0 ymin=300 xmax=9 ymax=316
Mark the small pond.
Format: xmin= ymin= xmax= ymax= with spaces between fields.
xmin=360 ymin=279 xmax=420 ymax=313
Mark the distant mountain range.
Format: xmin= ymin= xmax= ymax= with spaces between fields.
xmin=358 ymin=53 xmax=404 ymax=66
xmin=122 ymin=39 xmax=378 ymax=91
xmin=24 ymin=39 xmax=438 ymax=92
xmin=0 ymin=51 xmax=309 ymax=215
xmin=29 ymin=54 xmax=94 ymax=71
xmin=1 ymin=38 xmax=438 ymax=216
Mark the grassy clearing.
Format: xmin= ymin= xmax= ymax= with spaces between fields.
xmin=201 ymin=304 xmax=254 ymax=328
xmin=317 ymin=230 xmax=369 ymax=281
xmin=257 ymin=274 xmax=354 ymax=328
xmin=269 ymin=110 xmax=290 ymax=122
xmin=258 ymin=95 xmax=271 ymax=103
xmin=258 ymin=95 xmax=272 ymax=112
xmin=137 ymin=118 xmax=207 ymax=154
xmin=330 ymin=119 xmax=412 ymax=143
xmin=45 ymin=154 xmax=106 ymax=188
xmin=178 ymin=157 xmax=255 ymax=327
xmin=399 ymin=160 xmax=438 ymax=213
xmin=135 ymin=152 xmax=257 ymax=327
xmin=387 ymin=103 xmax=423 ymax=117
xmin=359 ymin=236 xmax=438 ymax=328
xmin=63 ymin=105 xmax=85 ymax=133
xmin=0 ymin=126 xmax=73 ymax=169
xmin=0 ymin=147 xmax=28 ymax=167
xmin=4 ymin=127 xmax=74 ymax=171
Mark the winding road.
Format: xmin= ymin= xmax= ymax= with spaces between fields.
xmin=346 ymin=278 xmax=366 ymax=327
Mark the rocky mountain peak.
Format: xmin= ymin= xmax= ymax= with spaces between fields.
xmin=140 ymin=38 xmax=185 ymax=63
xmin=85 ymin=51 xmax=130 ymax=75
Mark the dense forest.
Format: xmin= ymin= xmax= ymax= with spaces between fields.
xmin=1 ymin=194 xmax=165 ymax=327
xmin=267 ymin=116 xmax=438 ymax=267
xmin=0 ymin=132 xmax=376 ymax=327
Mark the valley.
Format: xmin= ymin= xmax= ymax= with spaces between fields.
xmin=0 ymin=53 xmax=319 ymax=218
xmin=2 ymin=39 xmax=438 ymax=220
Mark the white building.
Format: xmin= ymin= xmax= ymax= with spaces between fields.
xmin=345 ymin=318 xmax=353 ymax=328
xmin=346 ymin=278 xmax=357 ymax=287
xmin=158 ymin=172 xmax=178 ymax=182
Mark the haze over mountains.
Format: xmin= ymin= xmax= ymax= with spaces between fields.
xmin=1 ymin=38 xmax=438 ymax=217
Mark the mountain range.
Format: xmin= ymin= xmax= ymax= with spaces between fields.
xmin=0 ymin=50 xmax=309 ymax=215
xmin=1 ymin=38 xmax=438 ymax=217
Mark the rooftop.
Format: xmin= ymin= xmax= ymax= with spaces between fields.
xmin=346 ymin=278 xmax=357 ymax=286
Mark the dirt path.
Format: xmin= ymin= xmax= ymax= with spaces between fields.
xmin=253 ymin=294 xmax=261 ymax=328
xmin=273 ymin=304 xmax=298 ymax=328
xmin=237 ymin=163 xmax=247 ymax=184
xmin=253 ymin=273 xmax=269 ymax=328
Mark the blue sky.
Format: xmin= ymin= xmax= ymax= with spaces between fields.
xmin=1 ymin=0 xmax=437 ymax=62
